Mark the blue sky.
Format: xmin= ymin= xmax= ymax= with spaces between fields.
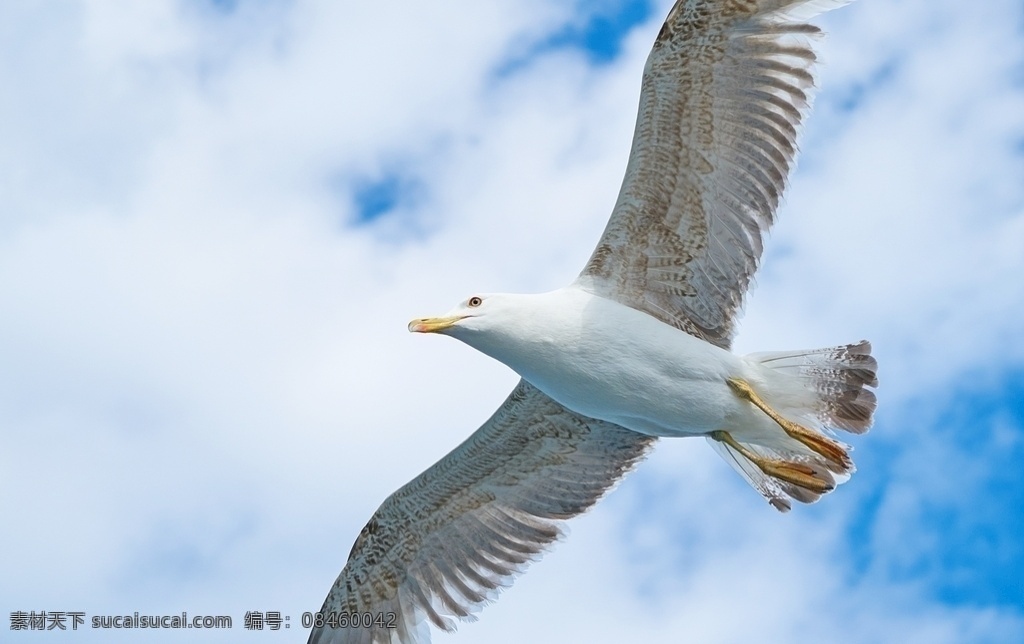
xmin=2 ymin=0 xmax=1023 ymax=642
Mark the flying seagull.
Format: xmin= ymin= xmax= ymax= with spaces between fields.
xmin=309 ymin=0 xmax=877 ymax=642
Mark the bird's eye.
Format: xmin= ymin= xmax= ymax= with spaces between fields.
xmin=468 ymin=296 xmax=483 ymax=308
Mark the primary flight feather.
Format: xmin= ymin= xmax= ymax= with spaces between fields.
xmin=309 ymin=1 xmax=877 ymax=642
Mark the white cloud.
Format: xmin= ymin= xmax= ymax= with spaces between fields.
xmin=1 ymin=0 xmax=1022 ymax=642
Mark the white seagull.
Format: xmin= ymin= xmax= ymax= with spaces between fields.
xmin=309 ymin=1 xmax=877 ymax=642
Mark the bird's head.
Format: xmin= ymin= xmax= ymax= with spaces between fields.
xmin=408 ymin=294 xmax=500 ymax=337
xmin=408 ymin=291 xmax=558 ymax=368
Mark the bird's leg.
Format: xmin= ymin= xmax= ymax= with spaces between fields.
xmin=726 ymin=377 xmax=851 ymax=470
xmin=709 ymin=430 xmax=834 ymax=494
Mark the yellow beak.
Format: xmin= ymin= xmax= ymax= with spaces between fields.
xmin=408 ymin=316 xmax=462 ymax=334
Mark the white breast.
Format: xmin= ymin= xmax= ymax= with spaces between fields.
xmin=458 ymin=286 xmax=750 ymax=438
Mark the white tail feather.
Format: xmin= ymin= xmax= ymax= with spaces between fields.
xmin=748 ymin=340 xmax=878 ymax=434
xmin=710 ymin=341 xmax=878 ymax=511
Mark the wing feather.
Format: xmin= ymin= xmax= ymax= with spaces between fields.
xmin=578 ymin=0 xmax=846 ymax=348
xmin=308 ymin=381 xmax=654 ymax=644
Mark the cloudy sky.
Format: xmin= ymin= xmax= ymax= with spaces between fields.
xmin=2 ymin=0 xmax=1023 ymax=642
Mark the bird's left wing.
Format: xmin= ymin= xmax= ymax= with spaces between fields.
xmin=578 ymin=0 xmax=849 ymax=348
xmin=308 ymin=380 xmax=655 ymax=644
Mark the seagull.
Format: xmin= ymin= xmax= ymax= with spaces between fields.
xmin=309 ymin=1 xmax=877 ymax=642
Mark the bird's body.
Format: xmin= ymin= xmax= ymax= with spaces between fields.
xmin=308 ymin=1 xmax=879 ymax=642
xmin=446 ymin=286 xmax=773 ymax=442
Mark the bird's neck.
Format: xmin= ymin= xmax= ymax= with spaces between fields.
xmin=454 ymin=288 xmax=589 ymax=379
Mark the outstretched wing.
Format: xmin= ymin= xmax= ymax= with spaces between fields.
xmin=578 ymin=0 xmax=848 ymax=348
xmin=308 ymin=381 xmax=655 ymax=644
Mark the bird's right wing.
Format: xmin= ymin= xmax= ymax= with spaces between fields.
xmin=308 ymin=380 xmax=655 ymax=644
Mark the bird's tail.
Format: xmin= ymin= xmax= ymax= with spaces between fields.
xmin=707 ymin=341 xmax=878 ymax=511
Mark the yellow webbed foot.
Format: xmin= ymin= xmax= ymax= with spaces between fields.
xmin=727 ymin=377 xmax=851 ymax=471
xmin=709 ymin=430 xmax=835 ymax=495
